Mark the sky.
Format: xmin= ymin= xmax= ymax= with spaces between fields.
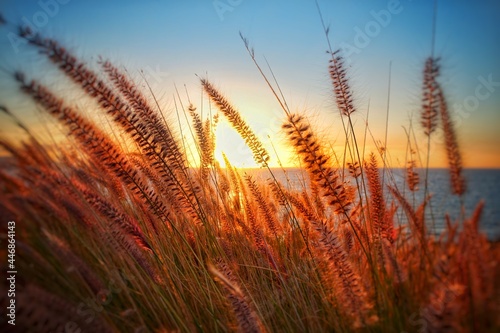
xmin=0 ymin=0 xmax=499 ymax=168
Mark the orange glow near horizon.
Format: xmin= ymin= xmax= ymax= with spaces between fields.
xmin=212 ymin=120 xmax=500 ymax=170
xmin=1 ymin=100 xmax=499 ymax=170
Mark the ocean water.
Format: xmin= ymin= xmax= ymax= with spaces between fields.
xmin=245 ymin=168 xmax=500 ymax=241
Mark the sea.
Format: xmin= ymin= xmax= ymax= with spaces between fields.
xmin=244 ymin=168 xmax=500 ymax=241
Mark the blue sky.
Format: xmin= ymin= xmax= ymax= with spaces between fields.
xmin=0 ymin=0 xmax=499 ymax=167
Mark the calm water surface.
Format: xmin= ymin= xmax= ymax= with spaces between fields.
xmin=244 ymin=168 xmax=500 ymax=241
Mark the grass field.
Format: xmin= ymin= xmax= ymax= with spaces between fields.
xmin=0 ymin=17 xmax=499 ymax=333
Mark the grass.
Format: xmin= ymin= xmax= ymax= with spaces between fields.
xmin=0 ymin=19 xmax=499 ymax=333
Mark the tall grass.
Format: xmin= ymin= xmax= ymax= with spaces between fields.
xmin=0 ymin=23 xmax=498 ymax=333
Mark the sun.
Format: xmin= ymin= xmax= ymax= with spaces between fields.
xmin=212 ymin=119 xmax=303 ymax=169
xmin=213 ymin=122 xmax=260 ymax=169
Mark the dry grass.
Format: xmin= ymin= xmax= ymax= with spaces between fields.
xmin=0 ymin=25 xmax=499 ymax=333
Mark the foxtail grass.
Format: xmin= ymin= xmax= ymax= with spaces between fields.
xmin=0 ymin=21 xmax=498 ymax=333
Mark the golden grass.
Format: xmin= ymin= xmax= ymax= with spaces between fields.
xmin=0 ymin=26 xmax=498 ymax=333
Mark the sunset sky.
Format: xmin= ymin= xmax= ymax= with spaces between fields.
xmin=0 ymin=0 xmax=499 ymax=168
